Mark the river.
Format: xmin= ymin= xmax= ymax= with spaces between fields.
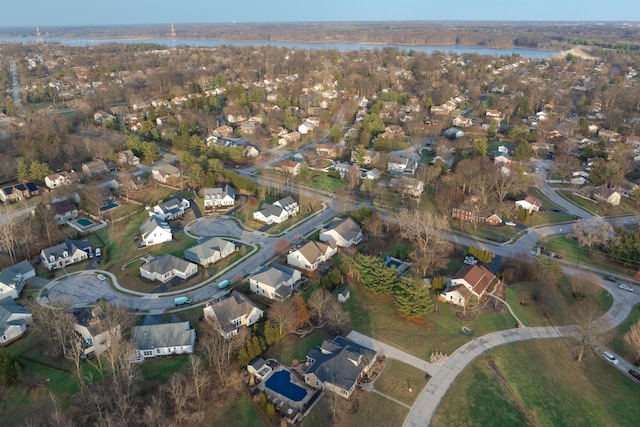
xmin=0 ymin=36 xmax=558 ymax=58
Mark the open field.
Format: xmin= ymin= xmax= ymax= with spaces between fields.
xmin=432 ymin=339 xmax=640 ymax=427
xmin=557 ymin=190 xmax=640 ymax=216
xmin=301 ymin=388 xmax=408 ymax=427
xmin=344 ymin=282 xmax=514 ymax=358
xmin=505 ymin=278 xmax=612 ymax=327
xmin=374 ymin=359 xmax=429 ymax=406
xmin=311 ymin=172 xmax=345 ymax=193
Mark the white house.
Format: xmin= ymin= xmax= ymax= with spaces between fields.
xmin=253 ymin=196 xmax=299 ymax=225
xmin=287 ymin=240 xmax=337 ymax=271
xmin=44 ymin=171 xmax=79 ymax=189
xmin=0 ymin=260 xmax=35 ymax=300
xmin=319 ymin=217 xmax=363 ymax=248
xmin=203 ymin=185 xmax=236 ymax=209
xmin=203 ymin=291 xmax=264 ymax=339
xmin=442 ymin=264 xmax=498 ymax=307
xmin=453 ymin=116 xmax=472 ymax=128
xmin=149 ymin=197 xmax=190 ymax=221
xmin=0 ymin=297 xmax=32 ymax=346
xmin=363 ymin=168 xmax=382 ymax=180
xmin=131 ymin=321 xmax=196 ymax=360
xmin=139 ymin=254 xmax=198 ymax=283
xmin=73 ymin=307 xmax=119 ymax=357
xmin=515 ymin=195 xmax=542 ymax=213
xmin=249 ymin=263 xmax=302 ymax=301
xmin=387 ymin=156 xmax=418 ymax=175
xmin=140 ymin=216 xmax=172 ymax=247
xmin=40 ymin=239 xmax=91 ymax=271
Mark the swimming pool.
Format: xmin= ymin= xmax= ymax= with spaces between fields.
xmin=265 ymin=370 xmax=307 ymax=402
xmin=100 ymin=202 xmax=120 ymax=211
xmin=76 ymin=218 xmax=94 ymax=227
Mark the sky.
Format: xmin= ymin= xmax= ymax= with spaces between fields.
xmin=1 ymin=0 xmax=638 ymax=28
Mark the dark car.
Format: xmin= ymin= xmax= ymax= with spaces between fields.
xmin=629 ymin=370 xmax=640 ymax=381
xmin=603 ymin=275 xmax=617 ymax=282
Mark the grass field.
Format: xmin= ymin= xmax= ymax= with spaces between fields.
xmin=604 ymin=304 xmax=640 ymax=361
xmin=209 ymin=394 xmax=263 ymax=427
xmin=557 ymin=190 xmax=640 ymax=216
xmin=265 ymin=329 xmax=329 ymax=365
xmin=344 ymin=283 xmax=514 ymax=358
xmin=544 ymin=236 xmax=636 ymax=277
xmin=311 ymin=172 xmax=345 ymax=193
xmin=374 ymin=359 xmax=429 ymax=405
xmin=301 ymin=388 xmax=408 ymax=427
xmin=432 ymin=339 xmax=640 ymax=427
xmin=505 ymin=279 xmax=612 ymax=327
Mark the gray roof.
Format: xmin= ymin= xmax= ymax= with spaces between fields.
xmin=131 ymin=321 xmax=195 ymax=350
xmin=140 ymin=216 xmax=171 ymax=239
xmin=208 ymin=291 xmax=262 ymax=333
xmin=42 ymin=239 xmax=90 ymax=260
xmin=304 ymin=336 xmax=377 ymax=392
xmin=296 ymin=240 xmax=331 ymax=264
xmin=257 ymin=203 xmax=285 ymax=218
xmin=204 ymin=184 xmax=235 ymax=200
xmin=157 ymin=197 xmax=185 ymax=214
xmin=275 ymin=195 xmax=297 ymax=211
xmin=0 ymin=260 xmax=34 ymax=288
xmin=140 ymin=254 xmax=196 ymax=276
xmin=184 ymin=237 xmax=235 ymax=263
xmin=250 ymin=263 xmax=296 ymax=288
xmin=322 ymin=217 xmax=362 ymax=242
xmin=50 ymin=199 xmax=77 ymax=215
xmin=0 ymin=297 xmax=30 ymax=335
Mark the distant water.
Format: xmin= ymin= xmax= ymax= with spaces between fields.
xmin=0 ymin=36 xmax=558 ymax=58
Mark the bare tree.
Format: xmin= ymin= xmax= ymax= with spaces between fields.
xmin=624 ymin=319 xmax=640 ymax=364
xmin=324 ymin=299 xmax=351 ymax=334
xmin=142 ymin=394 xmax=166 ymax=427
xmin=0 ymin=204 xmax=19 ymax=263
xmin=571 ymin=218 xmax=613 ymax=252
xmin=345 ymin=164 xmax=361 ymax=190
xmin=28 ymin=300 xmax=76 ymax=358
xmin=573 ymin=300 xmax=601 ymax=362
xmin=33 ymin=202 xmax=61 ymax=247
xmin=268 ymin=300 xmax=296 ymax=336
xmin=188 ymin=355 xmax=208 ymax=404
xmin=200 ymin=320 xmax=243 ymax=387
xmin=164 ymin=372 xmax=190 ymax=420
xmin=273 ymin=238 xmax=289 ymax=257
xmin=362 ymin=213 xmax=384 ymax=248
xmin=397 ymin=209 xmax=452 ymax=277
xmin=308 ymin=288 xmax=333 ymax=325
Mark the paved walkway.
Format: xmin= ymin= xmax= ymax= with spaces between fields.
xmin=346 ymin=331 xmax=441 ymax=377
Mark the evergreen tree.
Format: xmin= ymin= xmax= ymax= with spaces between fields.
xmin=358 ymin=254 xmax=398 ymax=296
xmin=394 ymin=277 xmax=434 ymax=319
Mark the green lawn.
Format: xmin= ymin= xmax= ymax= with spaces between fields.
xmin=138 ymin=355 xmax=190 ymax=382
xmin=557 ymin=190 xmax=640 ymax=216
xmin=374 ymin=359 xmax=429 ymax=405
xmin=344 ymin=283 xmax=514 ymax=358
xmin=605 ymin=304 xmax=640 ymax=360
xmin=382 ymin=239 xmax=413 ymax=259
xmin=432 ymin=339 xmax=640 ymax=427
xmin=312 ymin=172 xmax=345 ymax=192
xmin=505 ymin=279 xmax=612 ymax=327
xmin=544 ymin=236 xmax=636 ymax=277
xmin=265 ymin=330 xmax=329 ymax=365
xmin=302 ymin=388 xmax=408 ymax=427
xmin=210 ymin=394 xmax=263 ymax=427
xmin=452 ymin=221 xmax=521 ymax=243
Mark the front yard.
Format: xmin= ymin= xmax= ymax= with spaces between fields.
xmin=374 ymin=359 xmax=429 ymax=406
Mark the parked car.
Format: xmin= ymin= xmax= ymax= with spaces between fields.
xmin=505 ymin=221 xmax=516 ymax=227
xmin=603 ymin=275 xmax=617 ymax=282
xmin=463 ymin=256 xmax=477 ymax=266
xmin=95 ymin=248 xmax=102 ymax=257
xmin=96 ymin=274 xmax=107 ymax=281
xmin=619 ymin=283 xmax=634 ymax=292
xmin=629 ymin=370 xmax=640 ymax=381
xmin=603 ymin=351 xmax=620 ymax=365
xmin=217 ymin=279 xmax=232 ymax=290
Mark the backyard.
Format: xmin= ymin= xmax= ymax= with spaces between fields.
xmin=431 ymin=339 xmax=640 ymax=427
xmin=264 ymin=329 xmax=330 ymax=365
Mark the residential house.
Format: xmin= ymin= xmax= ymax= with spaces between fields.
xmin=140 ymin=216 xmax=172 ymax=247
xmin=387 ymin=156 xmax=418 ymax=175
xmin=203 ymin=291 xmax=264 ymax=339
xmin=131 ymin=321 xmax=196 ymax=359
xmin=40 ymin=239 xmax=91 ymax=271
xmin=253 ymin=196 xmax=299 ymax=225
xmin=240 ymin=121 xmax=257 ymax=135
xmin=334 ymin=162 xmax=352 ymax=179
xmin=0 ymin=182 xmax=40 ymax=203
xmin=149 ymin=197 xmax=190 ymax=221
xmin=287 ymin=240 xmax=337 ymax=271
xmin=203 ymin=185 xmax=236 ymax=209
xmin=442 ymin=264 xmax=499 ymax=307
xmin=443 ymin=127 xmax=465 ymax=139
xmin=485 ymin=109 xmax=505 ymax=122
xmin=363 ymin=168 xmax=381 ymax=180
xmin=139 ymin=254 xmax=198 ymax=283
xmin=249 ymin=263 xmax=302 ymax=300
xmin=50 ymin=199 xmax=79 ymax=225
xmin=274 ymin=160 xmax=301 ymax=176
xmin=494 ymin=152 xmax=512 ymax=165
xmin=589 ymin=187 xmax=621 ymax=206
xmin=151 ymin=164 xmax=181 ymax=184
xmin=453 ymin=116 xmax=472 ymax=128
xmin=316 ymin=143 xmax=339 ymax=158
xmin=515 ymin=195 xmax=542 ymax=213
xmin=278 ymin=131 xmax=301 ymax=147
xmin=393 ymin=177 xmax=425 ymax=197
xmin=0 ymin=297 xmax=32 ymax=346
xmin=116 ymin=150 xmax=140 ymax=166
xmin=82 ymin=160 xmax=109 ymax=178
xmin=44 ymin=171 xmax=79 ymax=189
xmin=247 ymin=357 xmax=272 ymax=381
xmin=303 ymin=336 xmax=378 ymax=399
xmin=184 ymin=237 xmax=236 ymax=267
xmin=0 ymin=260 xmax=35 ymax=300
xmin=319 ymin=217 xmax=363 ymax=248
xmin=351 ymin=149 xmax=380 ymax=166
xmin=73 ymin=307 xmax=118 ymax=357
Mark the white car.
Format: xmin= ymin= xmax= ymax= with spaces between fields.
xmin=505 ymin=221 xmax=516 ymax=227
xmin=603 ymin=351 xmax=620 ymax=365
xmin=464 ymin=256 xmax=477 ymax=266
xmin=96 ymin=274 xmax=107 ymax=281
xmin=619 ymin=283 xmax=634 ymax=292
